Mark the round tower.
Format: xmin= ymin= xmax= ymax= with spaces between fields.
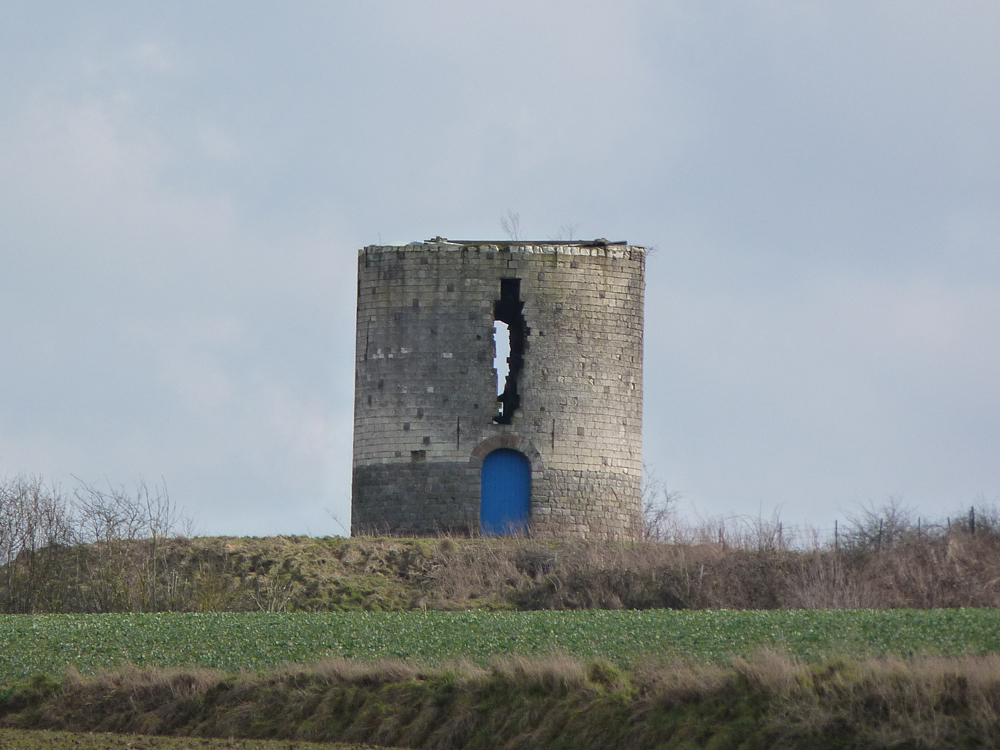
xmin=351 ymin=238 xmax=644 ymax=540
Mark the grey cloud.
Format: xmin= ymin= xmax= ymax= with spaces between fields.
xmin=1 ymin=1 xmax=998 ymax=534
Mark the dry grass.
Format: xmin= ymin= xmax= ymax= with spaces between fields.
xmin=732 ymin=650 xmax=812 ymax=695
xmin=7 ymin=652 xmax=1000 ymax=748
xmin=3 ymin=515 xmax=1000 ymax=613
xmin=0 ymin=728 xmax=385 ymax=749
xmin=632 ymin=657 xmax=731 ymax=705
xmin=280 ymin=658 xmax=425 ymax=686
xmin=423 ymin=524 xmax=1000 ymax=612
xmin=3 ymin=472 xmax=998 ymax=616
xmin=486 ymin=653 xmax=589 ymax=696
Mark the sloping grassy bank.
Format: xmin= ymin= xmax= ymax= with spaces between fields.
xmin=0 ymin=728 xmax=381 ymax=749
xmin=3 ymin=653 xmax=1000 ymax=749
xmin=3 ymin=609 xmax=1000 ymax=681
xmin=5 ymin=526 xmax=1000 ymax=614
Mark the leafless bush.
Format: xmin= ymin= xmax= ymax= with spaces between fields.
xmin=842 ymin=496 xmax=915 ymax=551
xmin=0 ymin=475 xmax=75 ymax=611
xmin=948 ymin=499 xmax=1000 ymax=538
xmin=73 ymin=479 xmax=187 ymax=612
xmin=0 ymin=474 xmax=192 ymax=613
xmin=641 ymin=465 xmax=679 ymax=542
xmin=247 ymin=573 xmax=295 ymax=613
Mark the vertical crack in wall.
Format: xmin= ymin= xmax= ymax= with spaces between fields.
xmin=493 ymin=278 xmax=527 ymax=424
xmin=493 ymin=321 xmax=510 ymax=394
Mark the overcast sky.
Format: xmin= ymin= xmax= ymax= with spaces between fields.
xmin=1 ymin=2 xmax=998 ymax=536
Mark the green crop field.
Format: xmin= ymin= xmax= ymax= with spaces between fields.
xmin=1 ymin=609 xmax=999 ymax=682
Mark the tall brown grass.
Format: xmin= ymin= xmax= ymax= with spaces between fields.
xmin=7 ymin=652 xmax=1000 ymax=748
xmin=426 ymin=519 xmax=1000 ymax=610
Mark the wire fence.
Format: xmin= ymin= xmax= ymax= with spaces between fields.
xmin=646 ymin=505 xmax=991 ymax=552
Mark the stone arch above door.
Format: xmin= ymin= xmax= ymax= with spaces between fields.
xmin=469 ymin=434 xmax=544 ymax=479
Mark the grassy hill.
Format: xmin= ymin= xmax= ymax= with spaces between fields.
xmin=3 ymin=525 xmax=1000 ymax=613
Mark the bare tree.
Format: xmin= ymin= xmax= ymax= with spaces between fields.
xmin=641 ymin=465 xmax=678 ymax=542
xmin=558 ymin=223 xmax=579 ymax=241
xmin=0 ymin=475 xmax=75 ymax=612
xmin=0 ymin=473 xmax=196 ymax=613
xmin=74 ymin=479 xmax=186 ymax=611
xmin=500 ymin=210 xmax=522 ymax=240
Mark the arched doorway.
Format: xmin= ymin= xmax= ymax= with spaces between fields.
xmin=480 ymin=449 xmax=531 ymax=536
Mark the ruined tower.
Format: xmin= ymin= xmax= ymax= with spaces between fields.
xmin=351 ymin=238 xmax=645 ymax=540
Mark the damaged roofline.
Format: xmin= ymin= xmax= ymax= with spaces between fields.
xmin=428 ymin=237 xmax=629 ymax=247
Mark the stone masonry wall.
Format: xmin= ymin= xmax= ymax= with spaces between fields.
xmin=351 ymin=240 xmax=644 ymax=540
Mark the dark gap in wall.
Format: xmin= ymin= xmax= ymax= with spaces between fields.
xmin=493 ymin=277 xmax=527 ymax=424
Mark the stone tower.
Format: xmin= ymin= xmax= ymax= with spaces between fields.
xmin=351 ymin=238 xmax=645 ymax=540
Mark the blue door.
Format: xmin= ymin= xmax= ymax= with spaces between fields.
xmin=480 ymin=449 xmax=531 ymax=536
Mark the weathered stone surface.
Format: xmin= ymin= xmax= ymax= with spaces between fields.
xmin=351 ymin=241 xmax=644 ymax=541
